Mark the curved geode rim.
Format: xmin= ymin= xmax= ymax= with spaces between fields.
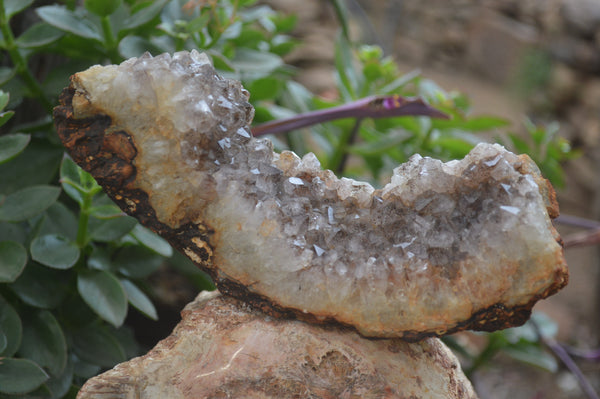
xmin=53 ymin=62 xmax=568 ymax=340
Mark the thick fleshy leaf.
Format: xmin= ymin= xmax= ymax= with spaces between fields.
xmin=0 ymin=241 xmax=27 ymax=282
xmin=71 ymin=353 xmax=101 ymax=379
xmin=130 ymin=224 xmax=172 ymax=257
xmin=60 ymin=156 xmax=85 ymax=205
xmin=85 ymin=0 xmax=122 ymax=17
xmin=0 ymin=133 xmax=30 ymax=164
xmin=36 ymin=202 xmax=79 ymax=241
xmin=45 ymin=357 xmax=73 ymax=398
xmin=121 ymin=279 xmax=158 ymax=320
xmin=71 ymin=325 xmax=126 ymax=368
xmin=36 ymin=5 xmax=103 ymax=41
xmin=0 ymin=331 xmax=6 ymax=353
xmin=88 ymin=215 xmax=137 ymax=242
xmin=0 ymin=222 xmax=25 ymax=244
xmin=30 ymin=234 xmax=80 ymax=270
xmin=231 ymin=48 xmax=283 ymax=77
xmin=18 ymin=310 xmax=67 ymax=376
xmin=77 ymin=270 xmax=127 ymax=327
xmin=122 ymin=0 xmax=168 ymax=30
xmin=10 ymin=263 xmax=71 ymax=309
xmin=0 ymin=141 xmax=63 ymax=195
xmin=504 ymin=344 xmax=558 ymax=372
xmin=113 ymin=245 xmax=164 ymax=279
xmin=0 ymin=185 xmax=61 ymax=222
xmin=15 ymin=22 xmax=64 ymax=48
xmin=87 ymin=246 xmax=111 ymax=271
xmin=5 ymin=0 xmax=35 ymax=18
xmin=0 ymin=295 xmax=22 ymax=357
xmin=0 ymin=358 xmax=49 ymax=395
xmin=118 ymin=35 xmax=166 ymax=59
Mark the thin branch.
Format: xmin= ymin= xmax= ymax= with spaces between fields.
xmin=251 ymin=95 xmax=448 ymax=137
xmin=530 ymin=319 xmax=600 ymax=399
xmin=555 ymin=214 xmax=600 ymax=230
xmin=563 ymin=228 xmax=600 ymax=249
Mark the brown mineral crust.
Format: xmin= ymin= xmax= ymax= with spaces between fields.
xmin=76 ymin=291 xmax=478 ymax=399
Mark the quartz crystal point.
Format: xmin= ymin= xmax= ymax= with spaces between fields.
xmin=54 ymin=51 xmax=568 ymax=339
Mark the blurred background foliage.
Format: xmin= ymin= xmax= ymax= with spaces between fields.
xmin=0 ymin=0 xmax=579 ymax=397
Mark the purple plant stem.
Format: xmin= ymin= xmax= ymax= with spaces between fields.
xmin=251 ymin=95 xmax=449 ymax=137
xmin=531 ymin=319 xmax=600 ymax=399
xmin=555 ymin=214 xmax=600 ymax=230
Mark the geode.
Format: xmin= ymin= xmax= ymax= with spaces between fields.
xmin=53 ymin=51 xmax=568 ymax=340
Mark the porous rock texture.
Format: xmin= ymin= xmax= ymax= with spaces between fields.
xmin=76 ymin=291 xmax=478 ymax=399
xmin=53 ymin=51 xmax=568 ymax=339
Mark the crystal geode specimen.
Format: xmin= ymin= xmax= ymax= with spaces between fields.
xmin=54 ymin=51 xmax=568 ymax=339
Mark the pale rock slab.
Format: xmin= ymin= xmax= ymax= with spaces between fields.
xmin=77 ymin=291 xmax=478 ymax=399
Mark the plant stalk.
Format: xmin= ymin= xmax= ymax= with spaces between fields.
xmin=0 ymin=1 xmax=54 ymax=113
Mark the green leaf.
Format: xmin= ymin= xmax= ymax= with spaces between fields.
xmin=30 ymin=234 xmax=80 ymax=270
xmin=503 ymin=344 xmax=558 ymax=372
xmin=5 ymin=0 xmax=35 ymax=19
xmin=45 ymin=357 xmax=73 ymax=398
xmin=10 ymin=263 xmax=71 ymax=309
xmin=334 ymin=34 xmax=358 ymax=100
xmin=121 ymin=279 xmax=157 ymax=320
xmin=36 ymin=202 xmax=79 ymax=242
xmin=130 ymin=224 xmax=172 ymax=257
xmin=0 ymin=294 xmax=22 ymax=357
xmin=350 ymin=130 xmax=412 ymax=156
xmin=88 ymin=204 xmax=124 ymax=219
xmin=0 ymin=358 xmax=49 ymax=395
xmin=118 ymin=35 xmax=165 ymax=59
xmin=15 ymin=22 xmax=64 ymax=48
xmin=60 ymin=157 xmax=85 ymax=205
xmin=246 ymin=77 xmax=283 ymax=102
xmin=122 ymin=0 xmax=169 ymax=30
xmin=36 ymin=5 xmax=103 ymax=41
xmin=433 ymin=115 xmax=510 ymax=132
xmin=0 ymin=133 xmax=30 ymax=164
xmin=232 ymin=49 xmax=283 ymax=78
xmin=0 ymin=331 xmax=6 ymax=353
xmin=0 ymin=110 xmax=14 ymax=127
xmin=89 ymin=215 xmax=137 ymax=242
xmin=0 ymin=68 xmax=15 ymax=85
xmin=0 ymin=91 xmax=9 ymax=110
xmin=77 ymin=270 xmax=128 ymax=327
xmin=0 ymin=222 xmax=26 ymax=244
xmin=87 ymin=246 xmax=111 ymax=271
xmin=85 ymin=0 xmax=122 ymax=17
xmin=71 ymin=354 xmax=101 ymax=379
xmin=113 ymin=245 xmax=164 ymax=279
xmin=0 ymin=185 xmax=61 ymax=222
xmin=18 ymin=311 xmax=67 ymax=376
xmin=71 ymin=325 xmax=126 ymax=368
xmin=0 ymin=141 xmax=63 ymax=195
xmin=0 ymin=241 xmax=27 ymax=282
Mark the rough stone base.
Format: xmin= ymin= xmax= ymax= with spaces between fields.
xmin=77 ymin=291 xmax=477 ymax=399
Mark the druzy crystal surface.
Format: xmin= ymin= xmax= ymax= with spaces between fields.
xmin=54 ymin=51 xmax=568 ymax=339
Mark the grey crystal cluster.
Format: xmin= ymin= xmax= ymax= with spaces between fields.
xmin=62 ymin=51 xmax=567 ymax=338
